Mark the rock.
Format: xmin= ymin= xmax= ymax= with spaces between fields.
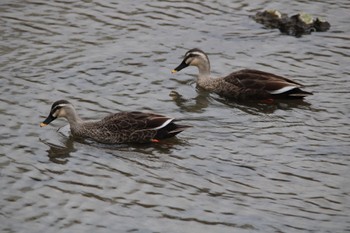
xmin=252 ymin=10 xmax=331 ymax=37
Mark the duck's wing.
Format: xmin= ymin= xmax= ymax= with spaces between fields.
xmin=81 ymin=111 xmax=189 ymax=144
xmin=224 ymin=69 xmax=304 ymax=94
xmin=234 ymin=69 xmax=303 ymax=85
xmin=101 ymin=111 xmax=175 ymax=131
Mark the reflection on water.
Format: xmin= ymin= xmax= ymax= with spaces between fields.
xmin=42 ymin=138 xmax=75 ymax=164
xmin=170 ymin=87 xmax=312 ymax=115
xmin=169 ymin=89 xmax=211 ymax=113
xmin=1 ymin=0 xmax=349 ymax=232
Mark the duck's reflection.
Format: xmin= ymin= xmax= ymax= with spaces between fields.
xmin=170 ymin=89 xmax=210 ymax=113
xmin=41 ymin=135 xmax=76 ymax=164
xmin=170 ymin=87 xmax=312 ymax=114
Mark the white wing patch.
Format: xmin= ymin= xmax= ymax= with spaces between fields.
xmin=269 ymin=86 xmax=297 ymax=94
xmin=153 ymin=118 xmax=174 ymax=130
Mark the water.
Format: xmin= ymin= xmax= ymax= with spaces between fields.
xmin=1 ymin=0 xmax=349 ymax=232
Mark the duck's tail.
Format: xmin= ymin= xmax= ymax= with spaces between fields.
xmin=154 ymin=122 xmax=192 ymax=140
xmin=274 ymin=88 xmax=313 ymax=99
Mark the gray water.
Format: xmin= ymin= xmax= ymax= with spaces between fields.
xmin=1 ymin=0 xmax=349 ymax=232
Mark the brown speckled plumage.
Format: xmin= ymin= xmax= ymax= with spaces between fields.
xmin=40 ymin=100 xmax=190 ymax=144
xmin=172 ymin=48 xmax=312 ymax=100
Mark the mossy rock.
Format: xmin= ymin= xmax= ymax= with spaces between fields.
xmin=252 ymin=10 xmax=330 ymax=37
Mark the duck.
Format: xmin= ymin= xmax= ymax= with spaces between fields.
xmin=171 ymin=48 xmax=312 ymax=100
xmin=40 ymin=100 xmax=191 ymax=144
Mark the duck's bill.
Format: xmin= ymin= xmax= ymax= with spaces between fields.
xmin=172 ymin=61 xmax=188 ymax=73
xmin=40 ymin=122 xmax=48 ymax=127
xmin=40 ymin=114 xmax=56 ymax=127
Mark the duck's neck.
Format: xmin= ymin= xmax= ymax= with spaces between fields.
xmin=197 ymin=61 xmax=211 ymax=77
xmin=196 ymin=63 xmax=214 ymax=89
xmin=65 ymin=108 xmax=84 ymax=133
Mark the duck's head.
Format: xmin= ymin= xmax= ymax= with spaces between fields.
xmin=40 ymin=100 xmax=73 ymax=127
xmin=172 ymin=48 xmax=210 ymax=73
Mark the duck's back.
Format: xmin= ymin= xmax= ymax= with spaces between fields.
xmin=100 ymin=111 xmax=171 ymax=130
xmin=72 ymin=111 xmax=187 ymax=144
xmin=219 ymin=69 xmax=312 ymax=100
xmin=225 ymin=69 xmax=302 ymax=85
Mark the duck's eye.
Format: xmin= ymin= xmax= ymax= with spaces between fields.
xmin=185 ymin=55 xmax=196 ymax=64
xmin=51 ymin=104 xmax=66 ymax=117
xmin=51 ymin=107 xmax=61 ymax=117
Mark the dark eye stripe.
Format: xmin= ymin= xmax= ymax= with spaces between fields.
xmin=51 ymin=104 xmax=67 ymax=114
xmin=185 ymin=53 xmax=198 ymax=58
xmin=52 ymin=106 xmax=61 ymax=112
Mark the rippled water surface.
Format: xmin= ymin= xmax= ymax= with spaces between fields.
xmin=1 ymin=0 xmax=349 ymax=232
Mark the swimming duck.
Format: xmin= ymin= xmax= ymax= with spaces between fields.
xmin=40 ymin=100 xmax=190 ymax=144
xmin=172 ymin=48 xmax=312 ymax=100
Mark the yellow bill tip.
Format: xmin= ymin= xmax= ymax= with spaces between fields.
xmin=171 ymin=69 xmax=177 ymax=74
xmin=40 ymin=122 xmax=47 ymax=127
